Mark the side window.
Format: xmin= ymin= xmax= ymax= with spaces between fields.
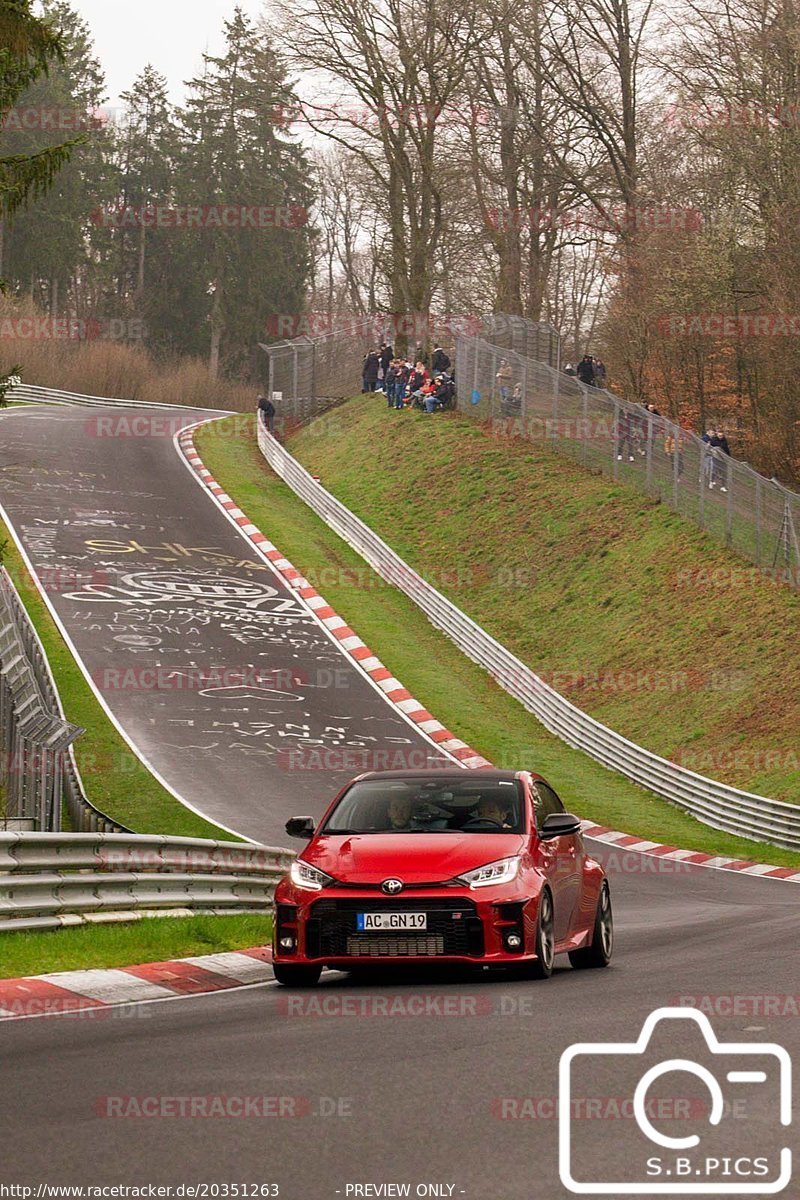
xmin=532 ymin=782 xmax=565 ymax=830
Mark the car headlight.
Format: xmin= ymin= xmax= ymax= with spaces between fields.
xmin=290 ymin=860 xmax=335 ymax=891
xmin=455 ymin=856 xmax=521 ymax=889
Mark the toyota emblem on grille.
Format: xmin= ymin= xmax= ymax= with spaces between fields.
xmin=381 ymin=878 xmax=404 ymax=895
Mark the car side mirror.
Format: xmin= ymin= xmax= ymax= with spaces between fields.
xmin=285 ymin=816 xmax=315 ymax=839
xmin=539 ymin=812 xmax=581 ymax=840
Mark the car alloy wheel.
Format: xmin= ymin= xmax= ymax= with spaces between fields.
xmin=569 ymin=881 xmax=613 ymax=970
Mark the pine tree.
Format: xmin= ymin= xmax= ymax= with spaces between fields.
xmin=174 ymin=6 xmax=314 ymax=375
xmin=1 ymin=0 xmax=111 ymax=311
xmin=0 ymin=0 xmax=77 ymax=220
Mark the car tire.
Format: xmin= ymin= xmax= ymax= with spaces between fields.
xmin=272 ymin=962 xmax=322 ymax=987
xmin=518 ymin=888 xmax=555 ymax=980
xmin=569 ymin=881 xmax=613 ymax=969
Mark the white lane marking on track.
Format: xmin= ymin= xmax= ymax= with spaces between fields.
xmin=173 ymin=423 xmax=468 ymax=769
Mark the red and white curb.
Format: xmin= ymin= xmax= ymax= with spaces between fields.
xmin=582 ymin=824 xmax=800 ymax=882
xmin=177 ymin=423 xmax=800 ymax=888
xmin=0 ymin=948 xmax=275 ymax=1021
xmin=177 ymin=425 xmax=490 ymax=770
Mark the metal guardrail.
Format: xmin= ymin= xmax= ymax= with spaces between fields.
xmin=0 ymin=833 xmax=294 ymax=931
xmin=257 ymin=421 xmax=800 ymax=851
xmin=0 ymin=568 xmax=126 ymax=834
xmin=5 ymin=383 xmax=210 ymax=411
xmin=455 ymin=334 xmax=800 ymax=591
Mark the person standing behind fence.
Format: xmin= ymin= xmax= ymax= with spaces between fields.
xmin=394 ymin=360 xmax=410 ymax=409
xmin=710 ymin=429 xmax=731 ymax=491
xmin=431 ymin=345 xmax=451 ymax=373
xmin=362 ymin=349 xmax=380 ymax=393
xmin=496 ymin=359 xmax=513 ymax=403
xmin=576 ymin=355 xmax=595 ymax=386
xmin=257 ymin=394 xmax=276 ymax=434
xmin=664 ymin=427 xmax=685 ymax=481
xmin=384 ymin=359 xmax=399 ymax=408
xmin=594 ymin=359 xmax=607 ymax=388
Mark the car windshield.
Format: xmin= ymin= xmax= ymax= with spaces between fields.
xmin=322 ymin=779 xmax=525 ymax=834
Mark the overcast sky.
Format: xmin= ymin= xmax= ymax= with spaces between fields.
xmin=66 ymin=0 xmax=266 ymax=107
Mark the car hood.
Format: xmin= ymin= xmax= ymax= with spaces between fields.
xmin=302 ymin=833 xmax=527 ymax=885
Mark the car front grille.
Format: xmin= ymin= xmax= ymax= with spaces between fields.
xmin=346 ymin=935 xmax=445 ymax=958
xmin=306 ymin=897 xmax=484 ymax=959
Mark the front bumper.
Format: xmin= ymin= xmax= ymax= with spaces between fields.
xmin=273 ymin=883 xmax=542 ymax=967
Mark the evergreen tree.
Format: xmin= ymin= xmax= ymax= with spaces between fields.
xmin=0 ymin=0 xmax=76 ymax=221
xmin=1 ymin=0 xmax=111 ymax=311
xmin=174 ymin=7 xmax=314 ymax=374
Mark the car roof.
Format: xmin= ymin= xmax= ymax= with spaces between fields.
xmin=352 ymin=768 xmax=534 ymax=784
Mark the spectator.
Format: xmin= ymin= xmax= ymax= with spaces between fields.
xmin=496 ymin=358 xmax=513 ymax=403
xmin=414 ymin=345 xmax=428 ymax=366
xmin=257 ymin=394 xmax=276 ymax=434
xmin=384 ymin=359 xmax=399 ymax=408
xmin=664 ymin=428 xmax=685 ymax=480
xmin=362 ymin=349 xmax=380 ymax=393
xmin=378 ymin=342 xmax=393 ymax=391
xmin=576 ymin=355 xmax=595 ymax=386
xmin=564 ymin=362 xmax=576 ymax=377
xmin=594 ymin=359 xmax=607 ymax=387
xmin=431 ymin=345 xmax=451 ymax=373
xmin=710 ymin=428 xmax=731 ymax=491
xmin=408 ymin=360 xmax=430 ymax=394
xmin=393 ymin=360 xmax=410 ymax=409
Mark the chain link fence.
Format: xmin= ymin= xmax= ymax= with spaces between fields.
xmin=258 ymin=313 xmax=560 ymax=433
xmin=455 ymin=335 xmax=800 ymax=590
xmin=480 ymin=313 xmax=560 ymax=368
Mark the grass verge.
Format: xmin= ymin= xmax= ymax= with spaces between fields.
xmin=0 ymin=913 xmax=271 ymax=981
xmin=194 ymin=414 xmax=800 ymax=869
xmin=1 ymin=518 xmax=232 ymax=839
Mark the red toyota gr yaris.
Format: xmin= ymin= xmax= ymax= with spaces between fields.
xmin=272 ymin=769 xmax=613 ymax=986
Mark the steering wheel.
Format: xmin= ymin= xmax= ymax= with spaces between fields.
xmin=461 ymin=817 xmax=504 ymax=830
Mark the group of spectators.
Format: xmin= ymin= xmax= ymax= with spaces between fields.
xmin=362 ymin=342 xmax=456 ymax=413
xmin=565 ymin=355 xmax=608 ymax=388
xmin=616 ymin=402 xmax=732 ymax=489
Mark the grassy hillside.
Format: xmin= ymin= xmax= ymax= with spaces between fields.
xmin=288 ymin=399 xmax=799 ymax=805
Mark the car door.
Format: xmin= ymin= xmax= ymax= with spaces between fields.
xmin=532 ymin=781 xmax=582 ymax=941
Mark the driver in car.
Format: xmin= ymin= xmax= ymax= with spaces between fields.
xmin=387 ymin=794 xmax=449 ymax=831
xmin=476 ymin=796 xmax=514 ymax=828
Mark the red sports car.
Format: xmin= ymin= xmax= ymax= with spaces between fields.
xmin=272 ymin=769 xmax=613 ymax=986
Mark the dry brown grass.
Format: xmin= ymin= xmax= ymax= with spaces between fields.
xmin=0 ymin=297 xmax=255 ymax=412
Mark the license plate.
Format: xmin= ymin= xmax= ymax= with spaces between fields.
xmin=356 ymin=912 xmax=428 ymax=932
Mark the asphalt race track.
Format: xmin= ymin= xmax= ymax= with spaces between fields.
xmin=0 ymin=405 xmax=452 ymax=841
xmin=1 ymin=405 xmax=797 ymax=1199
